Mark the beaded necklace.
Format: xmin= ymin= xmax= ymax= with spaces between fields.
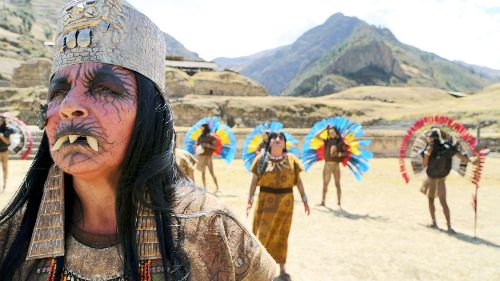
xmin=46 ymin=258 xmax=154 ymax=281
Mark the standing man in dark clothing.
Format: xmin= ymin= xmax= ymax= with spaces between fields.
xmin=421 ymin=128 xmax=476 ymax=233
xmin=319 ymin=126 xmax=347 ymax=208
xmin=196 ymin=124 xmax=220 ymax=192
xmin=0 ymin=116 xmax=12 ymax=191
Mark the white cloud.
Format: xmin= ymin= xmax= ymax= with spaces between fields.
xmin=128 ymin=0 xmax=500 ymax=69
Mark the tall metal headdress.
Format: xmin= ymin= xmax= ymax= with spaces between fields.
xmin=52 ymin=0 xmax=166 ymax=93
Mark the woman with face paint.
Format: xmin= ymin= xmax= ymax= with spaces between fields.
xmin=0 ymin=1 xmax=276 ymax=280
xmin=246 ymin=132 xmax=311 ymax=281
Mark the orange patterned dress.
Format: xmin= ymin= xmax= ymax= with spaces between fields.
xmin=250 ymin=153 xmax=303 ymax=264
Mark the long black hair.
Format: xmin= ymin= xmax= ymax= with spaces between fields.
xmin=201 ymin=124 xmax=210 ymax=136
xmin=0 ymin=116 xmax=6 ymax=132
xmin=327 ymin=125 xmax=340 ymax=139
xmin=0 ymin=72 xmax=190 ymax=280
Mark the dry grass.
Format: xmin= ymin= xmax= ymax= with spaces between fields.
xmin=325 ymin=86 xmax=455 ymax=103
xmin=320 ymin=85 xmax=499 ymax=126
xmin=177 ymin=84 xmax=500 ymax=132
xmin=1 ymin=158 xmax=499 ymax=281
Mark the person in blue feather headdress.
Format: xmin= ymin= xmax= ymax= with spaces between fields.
xmin=320 ymin=126 xmax=348 ymax=208
xmin=247 ymin=131 xmax=310 ymax=281
xmin=196 ymin=124 xmax=220 ymax=192
xmin=184 ymin=116 xmax=238 ymax=193
xmin=302 ymin=116 xmax=373 ymax=209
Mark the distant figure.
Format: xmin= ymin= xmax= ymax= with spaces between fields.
xmin=421 ymin=128 xmax=477 ymax=233
xmin=320 ymin=126 xmax=347 ymax=208
xmin=175 ymin=148 xmax=197 ymax=182
xmin=0 ymin=116 xmax=12 ymax=191
xmin=196 ymin=124 xmax=220 ymax=192
xmin=302 ymin=116 xmax=372 ymax=208
xmin=247 ymin=131 xmax=310 ymax=281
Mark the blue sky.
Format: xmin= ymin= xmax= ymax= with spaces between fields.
xmin=128 ymin=0 xmax=500 ymax=69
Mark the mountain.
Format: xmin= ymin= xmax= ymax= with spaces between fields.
xmin=454 ymin=61 xmax=500 ymax=80
xmin=215 ymin=46 xmax=287 ymax=71
xmin=221 ymin=13 xmax=499 ymax=96
xmin=163 ymin=33 xmax=202 ymax=61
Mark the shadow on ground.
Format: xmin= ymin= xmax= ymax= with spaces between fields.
xmin=314 ymin=206 xmax=389 ymax=222
xmin=420 ymin=224 xmax=500 ymax=249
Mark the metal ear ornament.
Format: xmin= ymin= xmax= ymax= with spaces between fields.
xmin=38 ymin=103 xmax=48 ymax=130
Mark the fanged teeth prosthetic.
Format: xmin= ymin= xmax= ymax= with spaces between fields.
xmin=69 ymin=135 xmax=78 ymax=143
xmin=51 ymin=135 xmax=68 ymax=151
xmin=51 ymin=135 xmax=99 ymax=152
xmin=86 ymin=136 xmax=99 ymax=152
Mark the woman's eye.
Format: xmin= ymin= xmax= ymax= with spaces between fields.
xmin=96 ymin=86 xmax=118 ymax=95
xmin=49 ymin=89 xmax=67 ymax=100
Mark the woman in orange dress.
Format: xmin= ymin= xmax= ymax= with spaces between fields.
xmin=246 ymin=132 xmax=310 ymax=281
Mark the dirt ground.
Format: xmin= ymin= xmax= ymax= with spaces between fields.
xmin=1 ymin=158 xmax=499 ymax=281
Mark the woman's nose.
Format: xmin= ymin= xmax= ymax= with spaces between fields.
xmin=58 ymin=90 xmax=88 ymax=120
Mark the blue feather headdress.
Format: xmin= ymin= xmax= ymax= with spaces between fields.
xmin=183 ymin=116 xmax=237 ymax=164
xmin=301 ymin=116 xmax=373 ymax=181
xmin=242 ymin=121 xmax=299 ymax=171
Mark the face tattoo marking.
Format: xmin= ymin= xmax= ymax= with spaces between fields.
xmin=46 ymin=63 xmax=138 ymax=176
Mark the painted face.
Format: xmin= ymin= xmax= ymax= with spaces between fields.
xmin=46 ymin=63 xmax=138 ymax=177
xmin=328 ymin=128 xmax=337 ymax=138
xmin=427 ymin=130 xmax=441 ymax=145
xmin=269 ymin=133 xmax=285 ymax=151
xmin=202 ymin=124 xmax=210 ymax=135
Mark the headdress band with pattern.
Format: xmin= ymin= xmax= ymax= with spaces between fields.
xmin=52 ymin=0 xmax=166 ymax=93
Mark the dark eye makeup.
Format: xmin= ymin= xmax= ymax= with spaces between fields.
xmin=48 ymin=76 xmax=126 ymax=101
xmin=92 ymin=84 xmax=120 ymax=96
xmin=48 ymin=83 xmax=70 ymax=101
xmin=89 ymin=74 xmax=126 ymax=97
